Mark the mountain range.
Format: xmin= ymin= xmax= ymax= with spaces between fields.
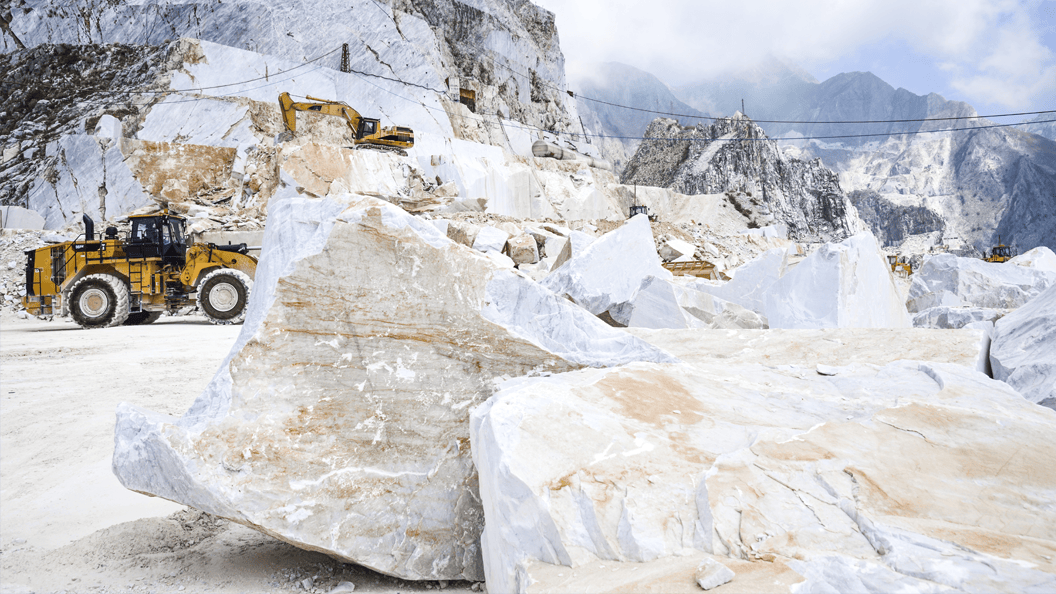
xmin=577 ymin=59 xmax=1056 ymax=252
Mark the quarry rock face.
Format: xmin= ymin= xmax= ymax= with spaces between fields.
xmin=472 ymin=353 xmax=1056 ymax=593
xmin=111 ymin=194 xmax=673 ymax=581
xmin=620 ymin=115 xmax=861 ymax=243
xmin=907 ymin=253 xmax=1056 ymax=313
xmin=765 ymin=233 xmax=911 ymax=329
xmin=991 ymin=284 xmax=1056 ymax=408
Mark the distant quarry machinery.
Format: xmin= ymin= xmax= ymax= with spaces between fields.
xmin=278 ymin=91 xmax=414 ymax=155
xmin=22 ymin=213 xmax=257 ymax=328
xmin=985 ymin=237 xmax=1017 ymax=263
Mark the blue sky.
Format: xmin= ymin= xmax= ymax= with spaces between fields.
xmin=534 ymin=0 xmax=1056 ymax=117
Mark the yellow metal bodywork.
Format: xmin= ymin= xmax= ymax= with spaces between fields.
xmin=887 ymin=255 xmax=912 ymax=276
xmin=180 ymin=244 xmax=258 ymax=286
xmin=278 ymin=92 xmax=414 ymax=151
xmin=985 ymin=245 xmax=1014 ymax=263
xmin=21 ymin=239 xmax=257 ymax=317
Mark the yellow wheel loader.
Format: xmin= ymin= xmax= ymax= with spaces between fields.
xmin=278 ymin=92 xmax=414 ymax=155
xmin=22 ymin=213 xmax=258 ymax=328
xmin=887 ymin=254 xmax=912 ymax=276
xmin=985 ymin=237 xmax=1016 ymax=263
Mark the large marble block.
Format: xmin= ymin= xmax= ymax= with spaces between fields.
xmin=472 ymin=358 xmax=1056 ymax=593
xmin=907 ymin=253 xmax=1056 ymax=313
xmin=991 ymin=284 xmax=1056 ymax=408
xmin=765 ymin=233 xmax=911 ymax=328
xmin=687 ymin=247 xmax=790 ymax=315
xmin=610 ymin=276 xmax=766 ymax=330
xmin=112 ymin=194 xmax=673 ymax=581
xmin=542 ymin=215 xmax=669 ymax=316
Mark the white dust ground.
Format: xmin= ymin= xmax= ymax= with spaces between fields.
xmin=0 ymin=312 xmax=479 ymax=593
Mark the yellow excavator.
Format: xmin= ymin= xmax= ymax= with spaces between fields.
xmin=278 ymin=92 xmax=414 ymax=155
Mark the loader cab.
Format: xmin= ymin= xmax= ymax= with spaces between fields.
xmin=126 ymin=214 xmax=187 ymax=264
xmin=992 ymin=245 xmax=1012 ymax=259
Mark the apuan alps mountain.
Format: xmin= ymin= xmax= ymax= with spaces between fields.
xmin=621 ymin=113 xmax=863 ymax=244
xmin=676 ymin=68 xmax=1056 ymax=253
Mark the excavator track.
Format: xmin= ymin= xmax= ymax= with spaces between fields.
xmin=353 ymin=144 xmax=409 ymax=157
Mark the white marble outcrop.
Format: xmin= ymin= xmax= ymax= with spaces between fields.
xmin=610 ymin=276 xmax=766 ymax=330
xmin=765 ymin=233 xmax=911 ymax=328
xmin=912 ymin=305 xmax=1007 ymax=329
xmin=26 ymin=134 xmax=154 ymax=229
xmin=991 ymin=284 xmax=1056 ymax=408
xmin=658 ymin=238 xmax=696 ymax=262
xmin=472 ymin=226 xmax=511 ymax=254
xmin=687 ymin=247 xmax=790 ymax=315
xmin=542 ymin=215 xmax=669 ymax=316
xmin=112 ymin=194 xmax=673 ymax=581
xmin=471 ymin=355 xmax=1056 ymax=593
xmin=1009 ymin=246 xmax=1056 ymax=273
xmin=907 ymin=253 xmax=1056 ymax=313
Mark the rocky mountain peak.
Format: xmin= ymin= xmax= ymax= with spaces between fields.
xmin=621 ymin=115 xmax=860 ymax=243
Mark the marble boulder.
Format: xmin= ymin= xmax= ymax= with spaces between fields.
xmin=542 ymin=215 xmax=669 ymax=317
xmin=907 ymin=253 xmax=1056 ymax=313
xmin=991 ymin=284 xmax=1056 ymax=408
xmin=112 ymin=194 xmax=673 ymax=581
xmin=472 ymin=348 xmax=1056 ymax=593
xmin=765 ymin=233 xmax=911 ymax=329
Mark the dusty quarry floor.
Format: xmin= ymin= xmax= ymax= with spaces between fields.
xmin=0 ymin=312 xmax=476 ymax=594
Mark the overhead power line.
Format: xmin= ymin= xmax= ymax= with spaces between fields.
xmin=465 ymin=45 xmax=1056 ymax=125
xmin=3 ymin=39 xmax=1054 ymax=145
xmin=340 ymin=66 xmax=1056 ymax=142
xmin=573 ymin=94 xmax=1056 ymax=125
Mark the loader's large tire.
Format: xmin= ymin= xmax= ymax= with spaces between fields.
xmin=199 ymin=268 xmax=252 ymax=325
xmin=123 ymin=311 xmax=163 ymax=326
xmin=69 ymin=274 xmax=130 ymax=329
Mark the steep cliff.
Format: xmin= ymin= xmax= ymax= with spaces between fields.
xmin=621 ymin=114 xmax=860 ymax=243
xmin=2 ymin=0 xmax=636 ymax=228
xmin=847 ymin=189 xmax=945 ymax=247
xmin=2 ymin=0 xmax=578 ymax=137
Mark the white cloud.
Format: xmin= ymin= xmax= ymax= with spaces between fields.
xmin=534 ymin=0 xmax=1055 ymax=109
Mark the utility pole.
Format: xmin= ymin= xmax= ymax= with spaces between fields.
xmin=741 ymin=98 xmax=745 ymax=116
xmin=340 ymin=43 xmax=350 ymax=73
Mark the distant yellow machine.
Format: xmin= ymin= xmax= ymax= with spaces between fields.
xmin=985 ymin=237 xmax=1016 ymax=263
xmin=278 ymin=92 xmax=414 ymax=154
xmin=22 ymin=213 xmax=257 ymax=328
xmin=887 ymin=254 xmax=912 ymax=276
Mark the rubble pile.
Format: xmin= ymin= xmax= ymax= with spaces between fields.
xmin=0 ymin=230 xmax=46 ymax=313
